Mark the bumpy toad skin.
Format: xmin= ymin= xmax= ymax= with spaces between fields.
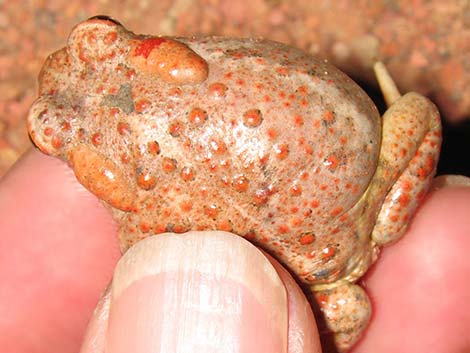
xmin=27 ymin=18 xmax=441 ymax=352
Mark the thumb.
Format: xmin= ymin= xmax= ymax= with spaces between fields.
xmin=80 ymin=231 xmax=322 ymax=353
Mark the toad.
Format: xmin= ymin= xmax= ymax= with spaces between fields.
xmin=27 ymin=17 xmax=441 ymax=351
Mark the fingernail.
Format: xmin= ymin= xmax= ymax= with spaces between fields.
xmin=432 ymin=175 xmax=470 ymax=189
xmin=106 ymin=231 xmax=288 ymax=353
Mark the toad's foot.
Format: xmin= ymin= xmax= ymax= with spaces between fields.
xmin=312 ymin=282 xmax=371 ymax=352
xmin=371 ymin=63 xmax=442 ymax=245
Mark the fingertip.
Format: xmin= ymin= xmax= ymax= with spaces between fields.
xmin=81 ymin=232 xmax=322 ymax=353
xmin=0 ymin=148 xmax=119 ymax=258
xmin=0 ymin=149 xmax=120 ymax=353
xmin=2 ymin=148 xmax=100 ymax=201
xmin=431 ymin=174 xmax=470 ymax=189
xmin=108 ymin=231 xmax=288 ymax=353
xmin=356 ymin=178 xmax=470 ymax=353
xmin=80 ymin=286 xmax=112 ymax=353
xmin=267 ymin=254 xmax=322 ymax=353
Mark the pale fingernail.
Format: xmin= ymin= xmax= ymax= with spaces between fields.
xmin=432 ymin=174 xmax=470 ymax=189
xmin=106 ymin=231 xmax=288 ymax=353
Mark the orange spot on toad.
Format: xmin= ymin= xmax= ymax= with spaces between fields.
xmin=243 ymin=109 xmax=263 ymax=127
xmin=233 ymin=175 xmax=249 ymax=192
xmin=331 ymin=206 xmax=343 ymax=216
xmin=51 ymin=136 xmax=63 ymax=149
xmin=188 ymin=108 xmax=208 ymax=125
xmin=208 ymin=82 xmax=228 ymax=98
xmin=91 ymin=132 xmax=102 ymax=146
xmin=147 ymin=141 xmax=160 ymax=155
xmin=180 ymin=166 xmax=195 ymax=181
xmin=162 ymin=157 xmax=177 ymax=173
xmin=137 ymin=169 xmax=157 ymax=190
xmin=300 ymin=234 xmax=315 ymax=245
xmin=274 ymin=143 xmax=289 ymax=159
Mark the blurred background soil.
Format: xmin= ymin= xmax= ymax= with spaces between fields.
xmin=0 ymin=0 xmax=469 ymax=177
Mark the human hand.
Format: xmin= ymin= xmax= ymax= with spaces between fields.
xmin=1 ymin=149 xmax=469 ymax=353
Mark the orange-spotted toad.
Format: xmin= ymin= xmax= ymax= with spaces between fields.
xmin=27 ymin=17 xmax=441 ymax=352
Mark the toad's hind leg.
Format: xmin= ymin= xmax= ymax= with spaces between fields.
xmin=370 ymin=63 xmax=442 ymax=246
xmin=311 ymin=282 xmax=371 ymax=352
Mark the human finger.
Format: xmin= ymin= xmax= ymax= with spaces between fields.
xmin=352 ymin=175 xmax=470 ymax=353
xmin=0 ymin=149 xmax=121 ymax=353
xmin=80 ymin=231 xmax=322 ymax=353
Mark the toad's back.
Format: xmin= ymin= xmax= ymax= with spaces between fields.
xmin=27 ymin=18 xmax=381 ymax=285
